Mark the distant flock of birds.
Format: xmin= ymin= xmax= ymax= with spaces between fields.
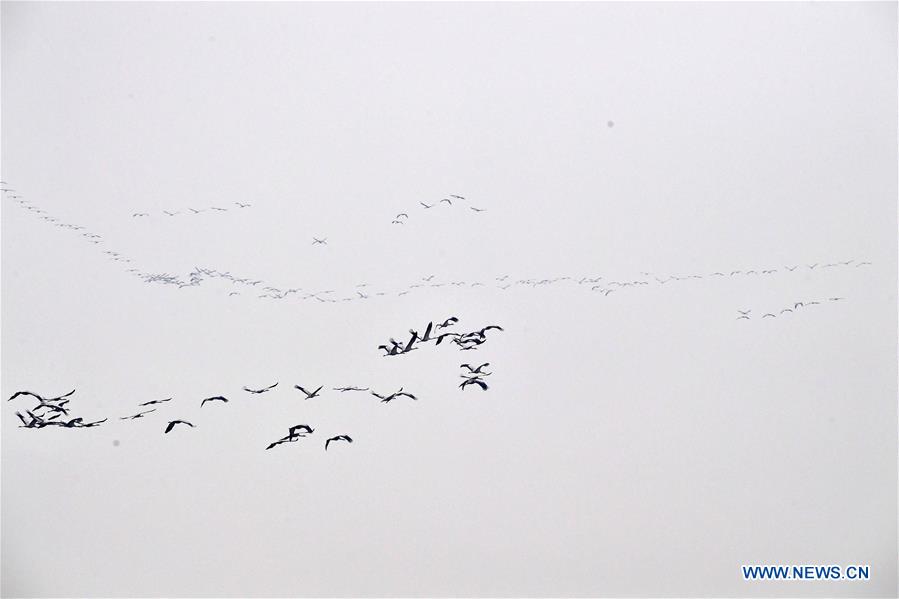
xmin=132 ymin=202 xmax=252 ymax=218
xmin=391 ymin=194 xmax=486 ymax=225
xmin=2 ymin=183 xmax=870 ymax=315
xmin=736 ymin=297 xmax=845 ymax=320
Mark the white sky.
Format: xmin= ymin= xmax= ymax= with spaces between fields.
xmin=2 ymin=2 xmax=896 ymax=597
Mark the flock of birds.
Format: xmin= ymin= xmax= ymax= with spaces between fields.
xmin=736 ymin=297 xmax=846 ymax=320
xmin=376 ymin=316 xmax=503 ymax=356
xmin=1 ymin=183 xmax=868 ymax=316
xmin=390 ymin=194 xmax=486 ymax=225
xmin=8 ymin=313 xmax=503 ymax=450
xmin=132 ymin=202 xmax=252 ymax=218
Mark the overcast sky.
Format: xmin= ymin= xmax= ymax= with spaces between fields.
xmin=2 ymin=2 xmax=896 ymax=597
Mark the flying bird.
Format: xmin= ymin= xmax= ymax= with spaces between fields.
xmin=165 ymin=420 xmax=194 ymax=433
xmin=333 ymin=386 xmax=369 ymax=392
xmin=370 ymin=388 xmax=417 ymax=403
xmin=120 ymin=409 xmax=157 ymax=420
xmin=139 ymin=397 xmax=172 ymax=406
xmin=459 ymin=378 xmax=489 ymax=391
xmin=437 ymin=316 xmax=458 ymax=328
xmin=294 ymin=385 xmax=323 ymax=399
xmin=312 ymin=237 xmax=328 ymax=245
xmin=201 ymin=396 xmax=228 ymax=407
xmin=325 ymin=435 xmax=353 ymax=450
xmin=243 ymin=382 xmax=279 ymax=394
xmin=440 ymin=198 xmax=452 ymax=205
xmin=288 ymin=424 xmax=314 ymax=438
xmin=469 ymin=206 xmax=486 ymax=212
xmin=420 ymin=202 xmax=434 ymax=209
xmin=235 ymin=202 xmax=251 ymax=208
xmin=461 ymin=363 xmax=491 ymax=375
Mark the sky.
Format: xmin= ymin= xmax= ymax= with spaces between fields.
xmin=1 ymin=2 xmax=897 ymax=597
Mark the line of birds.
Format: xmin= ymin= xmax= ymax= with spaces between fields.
xmin=133 ymin=202 xmax=252 ymax=218
xmin=735 ymin=297 xmax=844 ymax=320
xmin=391 ymin=193 xmax=485 ymax=225
xmin=2 ymin=184 xmax=873 ymax=310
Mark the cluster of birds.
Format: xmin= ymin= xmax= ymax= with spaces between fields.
xmin=378 ymin=316 xmax=503 ymax=356
xmin=9 ymin=389 xmax=107 ymax=428
xmin=133 ymin=202 xmax=252 ymax=218
xmin=736 ymin=297 xmax=845 ymax=320
xmin=459 ymin=363 xmax=491 ymax=391
xmin=390 ymin=194 xmax=486 ymax=225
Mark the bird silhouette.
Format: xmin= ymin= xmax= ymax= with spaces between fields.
xmin=437 ymin=316 xmax=458 ymax=328
xmin=370 ymin=388 xmax=417 ymax=403
xmin=294 ymin=385 xmax=323 ymax=399
xmin=312 ymin=237 xmax=328 ymax=245
xmin=440 ymin=198 xmax=452 ymax=205
xmin=420 ymin=202 xmax=434 ymax=209
xmin=461 ymin=363 xmax=491 ymax=375
xmin=120 ymin=409 xmax=156 ymax=420
xmin=325 ymin=435 xmax=353 ymax=450
xmin=243 ymin=382 xmax=279 ymax=394
xmin=139 ymin=397 xmax=172 ymax=406
xmin=460 ymin=378 xmax=489 ymax=391
xmin=165 ymin=420 xmax=194 ymax=433
xmin=201 ymin=396 xmax=228 ymax=407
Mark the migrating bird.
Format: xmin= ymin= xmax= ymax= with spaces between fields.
xmin=437 ymin=316 xmax=458 ymax=329
xmin=139 ymin=397 xmax=172 ymax=406
xmin=243 ymin=382 xmax=279 ymax=394
xmin=132 ymin=213 xmax=149 ymax=217
xmin=737 ymin=310 xmax=751 ymax=316
xmin=312 ymin=237 xmax=328 ymax=245
xmin=294 ymin=385 xmax=323 ymax=399
xmin=165 ymin=420 xmax=194 ymax=433
xmin=288 ymin=424 xmax=314 ymax=438
xmin=459 ymin=377 xmax=489 ymax=391
xmin=265 ymin=424 xmax=314 ymax=449
xmin=325 ymin=435 xmax=353 ymax=450
xmin=419 ymin=202 xmax=434 ymax=209
xmin=450 ymin=195 xmax=465 ymax=200
xmin=395 ymin=213 xmax=408 ymax=219
xmin=333 ymin=386 xmax=369 ymax=392
xmin=370 ymin=388 xmax=417 ymax=403
xmin=201 ymin=396 xmax=228 ymax=407
xmin=235 ymin=202 xmax=251 ymax=208
xmin=120 ymin=409 xmax=156 ymax=420
xmin=163 ymin=211 xmax=180 ymax=216
xmin=8 ymin=388 xmax=75 ymax=403
xmin=461 ymin=363 xmax=491 ymax=375
xmin=469 ymin=206 xmax=486 ymax=212
xmin=440 ymin=198 xmax=452 ymax=205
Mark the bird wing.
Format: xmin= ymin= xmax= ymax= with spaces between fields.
xmin=294 ymin=385 xmax=308 ymax=394
xmin=313 ymin=386 xmax=323 ymax=395
xmin=8 ymin=391 xmax=42 ymax=402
